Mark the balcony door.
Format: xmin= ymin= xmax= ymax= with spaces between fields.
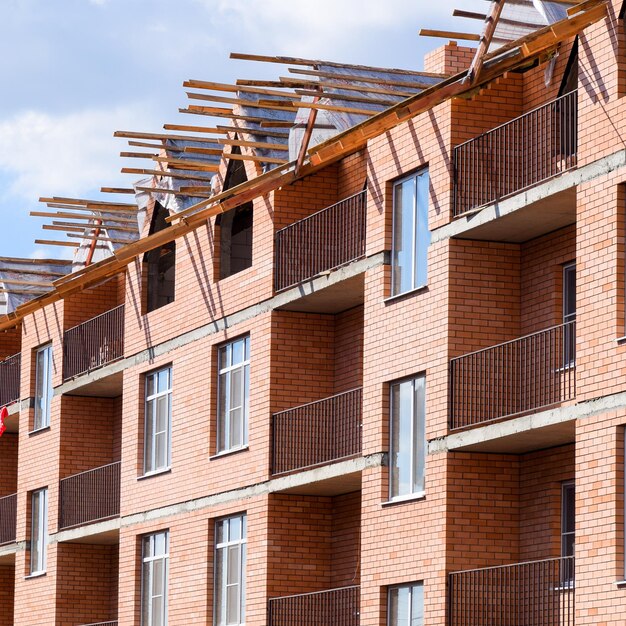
xmin=563 ymin=262 xmax=576 ymax=367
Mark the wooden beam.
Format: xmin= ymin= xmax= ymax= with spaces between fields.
xmin=184 ymin=79 xmax=299 ymax=99
xmin=121 ymin=167 xmax=210 ymax=181
xmin=163 ymin=124 xmax=228 ymax=134
xmin=0 ymin=267 xmax=67 ymax=278
xmin=152 ymin=156 xmax=219 ymax=172
xmin=42 ymin=224 xmax=86 ymax=233
xmin=0 ymin=288 xmax=51 ymax=295
xmin=215 ymin=124 xmax=290 ymax=139
xmin=120 ymin=151 xmax=159 ymax=159
xmin=0 ymin=279 xmax=53 ymax=287
xmin=34 ymin=239 xmax=80 ymax=248
xmin=42 ymin=202 xmax=136 ymax=215
xmin=294 ymin=89 xmax=398 ymax=107
xmin=179 ymin=107 xmax=296 ymax=126
xmin=466 ymin=0 xmax=507 ymax=85
xmin=100 ymin=187 xmax=136 ymax=194
xmin=217 ymin=138 xmax=288 ymax=151
xmin=134 ymin=186 xmax=213 ymax=198
xmin=242 ymin=78 xmax=417 ymax=97
xmin=226 ymin=152 xmax=287 ymax=165
xmin=181 ymin=146 xmax=224 ymax=156
xmin=229 ymin=52 xmax=448 ymax=78
xmin=52 ymin=220 xmax=138 ymax=233
xmin=256 ymin=98 xmax=379 ymax=116
xmin=32 ymin=212 xmax=136 ymax=225
xmin=114 ymin=130 xmax=225 ymax=144
xmin=287 ymin=68 xmax=434 ymax=89
xmin=40 ymin=197 xmax=136 ymax=209
xmin=127 ymin=141 xmax=185 ymax=153
xmin=419 ymin=28 xmax=481 ymax=41
xmin=66 ymin=233 xmax=131 ymax=244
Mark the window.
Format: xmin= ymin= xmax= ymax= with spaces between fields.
xmin=30 ymin=488 xmax=48 ymax=575
xmin=34 ymin=344 xmax=53 ymax=430
xmin=217 ymin=336 xmax=250 ymax=453
xmin=563 ymin=262 xmax=576 ymax=367
xmin=388 ymin=582 xmax=424 ymax=626
xmin=389 ymin=376 xmax=426 ymax=500
xmin=561 ymin=480 xmax=575 ymax=583
xmin=141 ymin=531 xmax=169 ymax=626
xmin=144 ymin=202 xmax=175 ymax=313
xmin=219 ymin=151 xmax=253 ymax=279
xmin=144 ymin=367 xmax=172 ymax=475
xmin=391 ymin=169 xmax=430 ymax=296
xmin=215 ymin=514 xmax=247 ymax=626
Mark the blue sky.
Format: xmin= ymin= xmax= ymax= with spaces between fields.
xmin=0 ymin=0 xmax=484 ymax=260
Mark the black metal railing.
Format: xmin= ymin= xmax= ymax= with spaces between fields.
xmin=450 ymin=321 xmax=576 ymax=430
xmin=0 ymin=353 xmax=20 ymax=406
xmin=449 ymin=557 xmax=574 ymax=626
xmin=0 ymin=493 xmax=17 ymax=545
xmin=272 ymin=388 xmax=362 ymax=475
xmin=454 ymin=90 xmax=578 ymax=216
xmin=59 ymin=461 xmax=121 ymax=530
xmin=268 ymin=585 xmax=360 ymax=626
xmin=275 ymin=191 xmax=366 ymax=291
xmin=63 ymin=305 xmax=125 ymax=380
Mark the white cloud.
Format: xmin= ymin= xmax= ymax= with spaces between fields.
xmin=0 ymin=103 xmax=159 ymax=201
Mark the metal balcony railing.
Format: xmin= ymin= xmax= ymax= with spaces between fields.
xmin=63 ymin=305 xmax=125 ymax=380
xmin=449 ymin=557 xmax=574 ymax=626
xmin=453 ymin=90 xmax=578 ymax=217
xmin=80 ymin=622 xmax=118 ymax=626
xmin=0 ymin=353 xmax=20 ymax=406
xmin=0 ymin=493 xmax=17 ymax=545
xmin=268 ymin=585 xmax=360 ymax=626
xmin=272 ymin=388 xmax=362 ymax=475
xmin=59 ymin=461 xmax=121 ymax=530
xmin=275 ymin=190 xmax=366 ymax=291
xmin=450 ymin=321 xmax=576 ymax=430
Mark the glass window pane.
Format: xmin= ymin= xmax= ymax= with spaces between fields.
xmin=391 ymin=381 xmax=412 ymax=498
xmin=215 ymin=549 xmax=226 ymax=624
xmin=392 ymin=180 xmax=416 ymax=296
xmin=413 ymin=378 xmax=426 ymax=493
xmin=415 ymin=171 xmax=430 ymax=288
xmin=232 ymin=339 xmax=244 ymax=365
xmin=157 ymin=368 xmax=170 ymax=393
xmin=230 ymin=516 xmax=241 ymax=541
xmin=411 ymin=584 xmax=424 ymax=626
xmin=156 ymin=395 xmax=169 ymax=433
xmin=146 ymin=373 xmax=155 ymax=398
xmin=145 ymin=399 xmax=155 ymax=473
xmin=227 ymin=584 xmax=239 ymax=623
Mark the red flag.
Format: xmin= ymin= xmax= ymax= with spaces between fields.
xmin=0 ymin=406 xmax=7 ymax=437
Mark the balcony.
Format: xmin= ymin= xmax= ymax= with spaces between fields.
xmin=63 ymin=305 xmax=124 ymax=381
xmin=0 ymin=494 xmax=16 ymax=545
xmin=272 ymin=388 xmax=362 ymax=476
xmin=0 ymin=353 xmax=20 ymax=407
xmin=79 ymin=623 xmax=118 ymax=626
xmin=275 ymin=191 xmax=366 ymax=292
xmin=449 ymin=557 xmax=574 ymax=626
xmin=268 ymin=586 xmax=360 ymax=626
xmin=450 ymin=321 xmax=575 ymax=430
xmin=59 ymin=461 xmax=121 ymax=530
xmin=453 ymin=91 xmax=577 ymax=218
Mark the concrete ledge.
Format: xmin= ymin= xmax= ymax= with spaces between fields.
xmin=52 ymin=518 xmax=121 ymax=545
xmin=432 ymin=148 xmax=626 ymax=243
xmin=429 ymin=389 xmax=626 ymax=454
xmin=120 ymin=453 xmax=384 ymax=530
xmin=55 ymin=252 xmax=385 ymax=397
xmin=0 ymin=541 xmax=25 ymax=558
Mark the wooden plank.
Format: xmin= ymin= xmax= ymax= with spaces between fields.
xmin=120 ymin=151 xmax=159 ymax=159
xmin=0 ymin=266 xmax=67 ymax=278
xmin=134 ymin=186 xmax=213 ymax=198
xmin=179 ymin=107 xmax=295 ymax=126
xmin=217 ymin=138 xmax=288 ymax=151
xmin=66 ymin=233 xmax=131 ymax=244
xmin=215 ymin=124 xmax=290 ymax=138
xmin=152 ymin=156 xmax=219 ymax=172
xmin=184 ymin=79 xmax=299 ymax=99
xmin=419 ymin=28 xmax=481 ymax=41
xmin=243 ymin=77 xmax=417 ymax=97
xmin=114 ymin=130 xmax=225 ymax=143
xmin=128 ymin=141 xmax=185 ymax=153
xmin=100 ymin=187 xmax=136 ymax=194
xmin=52 ymin=221 xmax=138 ymax=233
xmin=0 ymin=288 xmax=51 ymax=295
xmin=259 ymin=121 xmax=294 ymax=128
xmin=42 ymin=224 xmax=86 ymax=233
xmin=0 ymin=279 xmax=53 ymax=287
xmin=42 ymin=203 xmax=135 ymax=215
xmin=287 ymin=68 xmax=434 ymax=89
xmin=229 ymin=52 xmax=448 ymax=78
xmin=162 ymin=124 xmax=228 ymax=134
xmin=34 ymin=239 xmax=80 ymax=248
xmin=226 ymin=152 xmax=287 ymax=165
xmin=0 ymin=257 xmax=71 ymax=266
xmin=41 ymin=197 xmax=136 ymax=208
xmin=466 ymin=0 xmax=506 ymax=85
xmin=257 ymin=98 xmax=379 ymax=116
xmin=294 ymin=89 xmax=398 ymax=107
xmin=31 ymin=211 xmax=136 ymax=224
xmin=121 ymin=167 xmax=210 ymax=181
xmin=181 ymin=146 xmax=224 ymax=156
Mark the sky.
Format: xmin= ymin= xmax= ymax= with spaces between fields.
xmin=0 ymin=0 xmax=485 ymax=261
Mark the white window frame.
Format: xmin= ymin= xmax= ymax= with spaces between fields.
xmin=391 ymin=168 xmax=430 ymax=297
xmin=141 ymin=530 xmax=169 ymax=626
xmin=33 ymin=344 xmax=53 ymax=431
xmin=389 ymin=375 xmax=426 ymax=501
xmin=387 ymin=581 xmax=424 ymax=626
xmin=143 ymin=367 xmax=173 ymax=476
xmin=214 ymin=514 xmax=247 ymax=626
xmin=217 ymin=336 xmax=250 ymax=454
xmin=30 ymin=488 xmax=48 ymax=575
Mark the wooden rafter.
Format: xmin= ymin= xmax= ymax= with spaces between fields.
xmin=162 ymin=124 xmax=227 ymax=134
xmin=466 ymin=0 xmax=507 ymax=85
xmin=134 ymin=186 xmax=213 ymax=198
xmin=243 ymin=78 xmax=417 ymax=98
xmin=217 ymin=138 xmax=288 ymax=151
xmin=114 ymin=130 xmax=224 ymax=144
xmin=226 ymin=152 xmax=287 ymax=165
xmin=419 ymin=28 xmax=481 ymax=41
xmin=121 ymin=167 xmax=210 ymax=181
xmin=30 ymin=211 xmax=137 ymax=224
xmin=287 ymin=68 xmax=433 ymax=89
xmin=152 ymin=156 xmax=219 ymax=172
xmin=34 ymin=239 xmax=80 ymax=248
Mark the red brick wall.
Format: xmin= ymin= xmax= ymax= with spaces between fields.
xmin=334 ymin=306 xmax=364 ymax=393
xmin=331 ymin=491 xmax=361 ymax=588
xmin=0 ymin=325 xmax=21 ymax=360
xmin=55 ymin=543 xmax=118 ymax=626
xmin=63 ymin=273 xmax=123 ymax=330
xmin=0 ymin=564 xmax=14 ymax=626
